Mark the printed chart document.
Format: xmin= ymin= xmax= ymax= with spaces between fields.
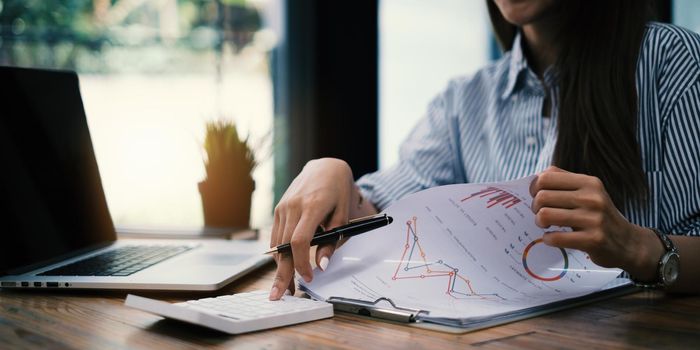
xmin=300 ymin=176 xmax=633 ymax=329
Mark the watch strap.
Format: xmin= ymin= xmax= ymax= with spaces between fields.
xmin=654 ymin=228 xmax=677 ymax=254
xmin=631 ymin=228 xmax=678 ymax=289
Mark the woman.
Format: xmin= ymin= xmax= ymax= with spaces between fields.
xmin=269 ymin=0 xmax=700 ymax=300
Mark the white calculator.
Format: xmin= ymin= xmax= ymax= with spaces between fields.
xmin=125 ymin=290 xmax=333 ymax=334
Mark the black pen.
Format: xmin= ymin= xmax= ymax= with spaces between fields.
xmin=264 ymin=214 xmax=393 ymax=254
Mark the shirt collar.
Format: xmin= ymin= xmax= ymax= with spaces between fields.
xmin=501 ymin=32 xmax=528 ymax=99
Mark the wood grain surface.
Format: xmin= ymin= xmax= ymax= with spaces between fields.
xmin=2 ymin=262 xmax=699 ymax=349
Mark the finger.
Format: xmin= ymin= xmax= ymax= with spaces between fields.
xmin=315 ymin=243 xmax=335 ymax=271
xmin=314 ymin=199 xmax=350 ymax=272
xmin=269 ymin=253 xmax=295 ymax=300
xmin=280 ymin=206 xmax=301 ymax=245
xmin=531 ymin=189 xmax=580 ymax=213
xmin=530 ymin=166 xmax=569 ymax=196
xmin=541 ymin=231 xmax=594 ymax=251
xmin=543 ymin=165 xmax=569 ymax=173
xmin=290 ymin=214 xmax=318 ymax=282
xmin=270 ymin=206 xmax=282 ymax=248
xmin=336 ymin=237 xmax=350 ymax=249
xmin=274 ymin=202 xmax=295 ymax=248
xmin=535 ymin=207 xmax=595 ymax=229
xmin=273 ymin=208 xmax=300 ymax=288
xmin=315 ymin=237 xmax=351 ymax=273
xmin=530 ymin=170 xmax=588 ymax=196
xmin=325 ymin=200 xmax=349 ymax=230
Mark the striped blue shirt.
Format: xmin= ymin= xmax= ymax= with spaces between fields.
xmin=358 ymin=22 xmax=700 ymax=236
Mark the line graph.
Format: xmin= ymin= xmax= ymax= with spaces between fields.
xmin=392 ymin=216 xmax=504 ymax=300
xmin=461 ymin=186 xmax=522 ymax=209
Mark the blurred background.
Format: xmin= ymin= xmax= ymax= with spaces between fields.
xmin=1 ymin=0 xmax=278 ymax=230
xmin=0 ymin=0 xmax=696 ymax=232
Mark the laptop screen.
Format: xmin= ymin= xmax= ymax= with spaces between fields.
xmin=0 ymin=66 xmax=116 ymax=275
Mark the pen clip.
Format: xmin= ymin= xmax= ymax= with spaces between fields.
xmin=348 ymin=213 xmax=387 ymax=224
xmin=314 ymin=213 xmax=388 ymax=238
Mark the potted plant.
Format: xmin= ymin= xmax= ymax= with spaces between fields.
xmin=199 ymin=120 xmax=256 ymax=228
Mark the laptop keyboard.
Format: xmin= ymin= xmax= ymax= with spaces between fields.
xmin=38 ymin=245 xmax=195 ymax=277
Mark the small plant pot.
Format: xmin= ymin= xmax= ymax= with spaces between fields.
xmin=198 ymin=178 xmax=255 ymax=228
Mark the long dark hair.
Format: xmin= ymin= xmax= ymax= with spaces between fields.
xmin=487 ymin=0 xmax=654 ymax=208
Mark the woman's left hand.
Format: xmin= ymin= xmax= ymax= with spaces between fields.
xmin=529 ymin=166 xmax=662 ymax=279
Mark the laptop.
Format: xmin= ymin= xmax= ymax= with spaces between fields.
xmin=0 ymin=66 xmax=271 ymax=291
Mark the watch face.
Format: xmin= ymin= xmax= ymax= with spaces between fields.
xmin=662 ymin=253 xmax=680 ymax=285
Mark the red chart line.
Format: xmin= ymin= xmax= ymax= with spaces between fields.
xmin=392 ymin=216 xmax=502 ymax=300
xmin=461 ymin=186 xmax=522 ymax=209
xmin=391 ymin=220 xmax=412 ymax=280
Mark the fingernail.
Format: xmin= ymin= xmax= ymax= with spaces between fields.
xmin=319 ymin=256 xmax=329 ymax=271
xmin=269 ymin=286 xmax=280 ymax=300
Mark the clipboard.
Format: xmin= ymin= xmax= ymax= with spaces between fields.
xmin=302 ymin=279 xmax=639 ymax=334
xmin=324 ymin=295 xmax=467 ymax=333
xmin=327 ymin=296 xmax=426 ymax=323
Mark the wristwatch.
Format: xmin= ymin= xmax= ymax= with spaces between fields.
xmin=632 ymin=228 xmax=680 ymax=289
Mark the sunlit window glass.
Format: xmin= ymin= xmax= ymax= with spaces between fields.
xmin=379 ymin=0 xmax=490 ymax=168
xmin=0 ymin=0 xmax=279 ymax=229
xmin=673 ymin=0 xmax=700 ymax=34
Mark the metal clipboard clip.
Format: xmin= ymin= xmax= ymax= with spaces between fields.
xmin=326 ymin=296 xmax=428 ymax=323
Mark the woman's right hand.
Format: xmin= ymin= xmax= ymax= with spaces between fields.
xmin=268 ymin=158 xmax=356 ymax=300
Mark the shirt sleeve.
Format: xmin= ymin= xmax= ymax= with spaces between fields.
xmin=661 ymin=80 xmax=700 ymax=236
xmin=356 ymin=80 xmax=465 ymax=211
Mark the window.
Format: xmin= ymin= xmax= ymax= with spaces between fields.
xmin=673 ymin=0 xmax=700 ymax=33
xmin=0 ymin=0 xmax=280 ymax=229
xmin=379 ymin=0 xmax=490 ymax=168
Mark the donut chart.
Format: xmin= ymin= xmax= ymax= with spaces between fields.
xmin=522 ymin=238 xmax=568 ymax=281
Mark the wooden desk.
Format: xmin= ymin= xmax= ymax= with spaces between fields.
xmin=2 ymin=263 xmax=699 ymax=349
